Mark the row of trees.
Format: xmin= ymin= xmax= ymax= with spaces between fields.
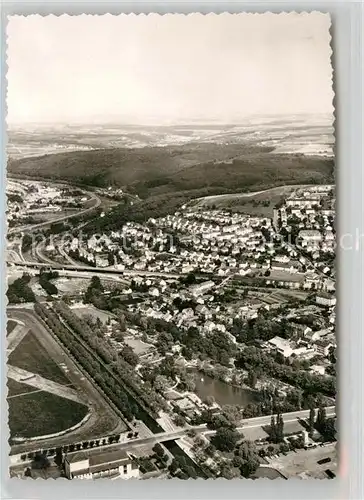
xmin=309 ymin=407 xmax=336 ymax=442
xmin=270 ymin=413 xmax=285 ymax=443
xmin=34 ymin=301 xmax=162 ymax=423
xmin=39 ymin=274 xmax=58 ymax=295
xmin=20 ymin=434 xmax=124 ymax=464
xmin=54 ymin=300 xmax=165 ymax=416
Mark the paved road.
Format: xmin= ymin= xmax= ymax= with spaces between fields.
xmin=9 ymin=405 xmax=336 ymax=467
xmin=7 ymin=323 xmax=29 ymax=354
xmin=34 ymin=240 xmax=59 ymax=265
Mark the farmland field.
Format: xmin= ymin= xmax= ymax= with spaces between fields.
xmin=8 ymin=331 xmax=70 ymax=385
xmin=8 ymin=390 xmax=89 ymax=440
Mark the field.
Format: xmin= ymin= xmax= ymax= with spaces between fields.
xmin=7 ymin=319 xmax=18 ymax=336
xmin=54 ymin=277 xmax=90 ymax=294
xmin=8 ymin=390 xmax=89 ymax=440
xmin=193 ymin=184 xmax=306 ymax=217
xmin=8 ymin=330 xmax=71 ymax=385
xmin=72 ymin=305 xmax=114 ymax=324
xmin=252 ymin=466 xmax=286 ymax=480
xmin=7 ymin=378 xmax=39 ymax=397
xmin=124 ymin=337 xmax=152 ymax=355
xmin=8 ymin=308 xmax=126 ymax=454
xmin=266 ymin=443 xmax=337 ymax=479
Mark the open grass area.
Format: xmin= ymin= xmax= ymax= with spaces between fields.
xmin=7 ymin=378 xmax=39 ymax=397
xmin=8 ymin=390 xmax=89 ymax=440
xmin=124 ymin=337 xmax=152 ymax=355
xmin=194 ymin=185 xmax=307 ymax=216
xmin=72 ymin=305 xmax=114 ymax=324
xmin=7 ymin=320 xmax=18 ymax=336
xmin=252 ymin=466 xmax=286 ymax=479
xmin=8 ymin=331 xmax=70 ymax=385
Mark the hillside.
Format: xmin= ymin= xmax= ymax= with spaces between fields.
xmin=8 ymin=143 xmax=334 ymax=233
xmin=8 ymin=143 xmax=272 ymax=189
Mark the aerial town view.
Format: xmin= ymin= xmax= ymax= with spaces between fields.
xmin=6 ymin=13 xmax=336 ymax=480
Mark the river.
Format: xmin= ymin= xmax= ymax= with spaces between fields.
xmin=190 ymin=370 xmax=260 ymax=407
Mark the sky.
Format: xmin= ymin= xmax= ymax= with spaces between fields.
xmin=7 ymin=13 xmax=334 ymax=124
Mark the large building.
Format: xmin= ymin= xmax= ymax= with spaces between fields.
xmin=64 ymin=449 xmax=140 ymax=480
xmin=316 ymin=292 xmax=336 ymax=307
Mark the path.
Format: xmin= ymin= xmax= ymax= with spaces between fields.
xmin=7 ymin=365 xmax=87 ymax=404
xmin=7 ymin=322 xmax=29 ymax=354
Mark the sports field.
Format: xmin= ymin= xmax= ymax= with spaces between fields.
xmin=7 ymin=378 xmax=39 ymax=397
xmin=7 ymin=320 xmax=18 ymax=336
xmin=8 ymin=390 xmax=89 ymax=440
xmin=8 ymin=331 xmax=71 ymax=385
xmin=8 ymin=308 xmax=126 ymax=454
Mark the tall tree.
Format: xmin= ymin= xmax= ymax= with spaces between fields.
xmin=316 ymin=406 xmax=327 ymax=429
xmin=309 ymin=408 xmax=315 ymax=434
xmin=270 ymin=415 xmax=277 ymax=443
xmin=276 ymin=413 xmax=284 ymax=442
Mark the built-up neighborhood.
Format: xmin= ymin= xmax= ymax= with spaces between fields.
xmin=55 ymin=184 xmax=336 ymax=400
xmin=7 ymin=181 xmax=337 ymax=480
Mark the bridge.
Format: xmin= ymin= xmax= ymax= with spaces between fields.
xmin=9 ymin=406 xmax=335 ymax=467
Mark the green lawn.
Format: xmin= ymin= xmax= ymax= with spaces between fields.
xmin=7 ymin=320 xmax=18 ymax=336
xmin=8 ymin=390 xmax=89 ymax=440
xmin=7 ymin=378 xmax=39 ymax=397
xmin=8 ymin=331 xmax=70 ymax=385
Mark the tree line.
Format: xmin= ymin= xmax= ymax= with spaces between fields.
xmin=34 ymin=301 xmax=163 ymax=423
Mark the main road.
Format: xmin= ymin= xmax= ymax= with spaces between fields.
xmin=9 ymin=406 xmax=336 ymax=466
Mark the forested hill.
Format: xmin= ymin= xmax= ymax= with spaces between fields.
xmin=9 ymin=143 xmax=334 ymax=233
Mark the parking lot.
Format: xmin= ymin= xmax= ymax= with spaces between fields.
xmin=267 ymin=443 xmax=337 ymax=479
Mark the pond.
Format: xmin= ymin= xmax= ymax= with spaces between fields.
xmin=190 ymin=370 xmax=260 ymax=407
